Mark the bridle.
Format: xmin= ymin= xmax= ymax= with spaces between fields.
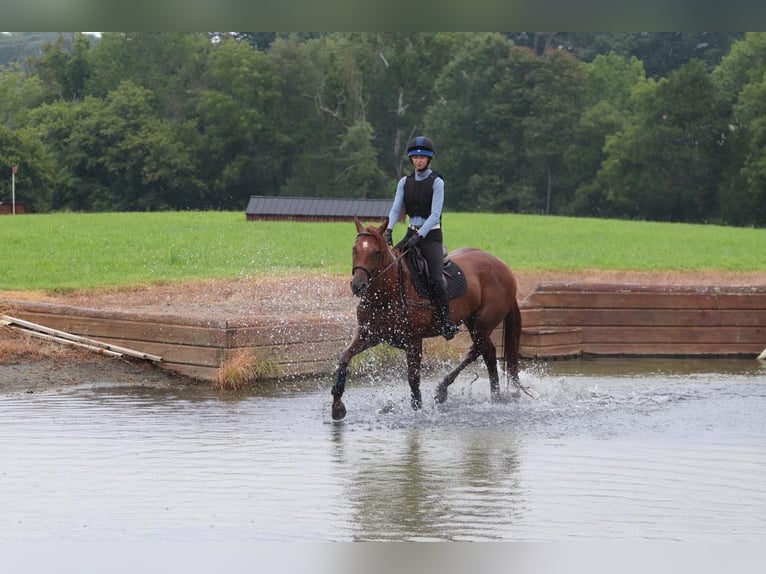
xmin=352 ymin=230 xmax=406 ymax=287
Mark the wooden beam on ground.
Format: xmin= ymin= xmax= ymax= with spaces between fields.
xmin=1 ymin=314 xmax=162 ymax=362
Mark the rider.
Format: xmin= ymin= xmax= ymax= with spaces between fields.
xmin=383 ymin=135 xmax=460 ymax=341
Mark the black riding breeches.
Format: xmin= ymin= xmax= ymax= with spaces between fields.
xmin=405 ymin=228 xmax=448 ymax=307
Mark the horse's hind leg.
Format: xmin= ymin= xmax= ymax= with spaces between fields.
xmin=481 ymin=336 xmax=501 ymax=400
xmin=434 ymin=344 xmax=481 ymax=404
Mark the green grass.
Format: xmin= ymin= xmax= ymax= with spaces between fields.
xmin=0 ymin=211 xmax=764 ymax=291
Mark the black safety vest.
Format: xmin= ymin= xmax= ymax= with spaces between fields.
xmin=403 ymin=171 xmax=443 ymax=220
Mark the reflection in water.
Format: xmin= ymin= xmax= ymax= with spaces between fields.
xmin=339 ymin=427 xmax=522 ymax=541
xmin=1 ymin=358 xmax=765 ymax=541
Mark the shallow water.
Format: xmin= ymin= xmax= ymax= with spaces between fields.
xmin=1 ymin=358 xmax=765 ymax=541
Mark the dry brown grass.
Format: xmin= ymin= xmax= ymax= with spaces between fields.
xmin=213 ymin=349 xmax=280 ymax=391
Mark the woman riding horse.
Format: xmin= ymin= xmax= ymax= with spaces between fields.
xmin=331 ymin=217 xmax=522 ymax=420
xmin=383 ymin=135 xmax=459 ymax=341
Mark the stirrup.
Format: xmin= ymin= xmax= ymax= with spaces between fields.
xmin=441 ymin=321 xmax=459 ymax=340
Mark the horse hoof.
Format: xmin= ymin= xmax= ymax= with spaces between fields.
xmin=434 ymin=386 xmax=448 ymax=404
xmin=411 ymin=394 xmax=423 ymax=410
xmin=332 ymin=399 xmax=347 ymax=420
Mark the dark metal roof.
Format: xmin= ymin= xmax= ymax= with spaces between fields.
xmin=246 ymin=196 xmax=391 ymax=218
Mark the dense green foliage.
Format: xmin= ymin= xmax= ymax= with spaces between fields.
xmin=1 ymin=212 xmax=763 ymax=291
xmin=3 ymin=32 xmax=766 ymax=226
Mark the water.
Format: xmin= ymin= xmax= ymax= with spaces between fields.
xmin=1 ymin=358 xmax=765 ymax=542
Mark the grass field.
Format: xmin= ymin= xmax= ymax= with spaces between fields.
xmin=1 ymin=211 xmax=764 ymax=291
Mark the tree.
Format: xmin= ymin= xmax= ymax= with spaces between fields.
xmin=28 ymin=33 xmax=92 ymax=102
xmin=428 ymin=37 xmax=588 ymax=214
xmin=194 ymin=37 xmax=285 ymax=208
xmin=0 ymin=69 xmax=44 ymax=129
xmin=590 ymin=61 xmax=729 ymax=222
xmin=0 ymin=125 xmax=55 ymax=212
xmin=713 ymin=32 xmax=766 ymax=225
xmin=426 ymin=33 xmax=516 ymax=211
xmin=716 ymin=73 xmax=766 ymax=226
xmin=566 ymin=52 xmax=647 ymax=216
xmin=335 ymin=120 xmax=391 ymax=198
xmin=30 ymin=81 xmax=202 ymax=211
xmin=87 ymin=32 xmax=210 ymax=120
xmin=348 ymin=32 xmax=469 ymax=178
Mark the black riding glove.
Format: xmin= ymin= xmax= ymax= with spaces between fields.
xmin=404 ymin=234 xmax=422 ymax=251
xmin=383 ymin=229 xmax=393 ymax=246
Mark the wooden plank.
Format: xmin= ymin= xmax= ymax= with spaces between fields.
xmin=159 ymin=363 xmax=221 ymax=381
xmin=227 ymin=321 xmax=353 ymax=347
xmin=11 ymin=310 xmax=229 ymax=347
xmin=163 ymin=357 xmax=338 ymax=382
xmin=580 ymin=325 xmax=766 ymax=345
xmin=582 ymin=342 xmax=765 ymax=356
xmin=522 ymin=327 xmax=583 ymax=347
xmin=519 ymin=306 xmax=544 ymax=328
xmin=227 ymin=339 xmax=347 ymax=364
xmin=525 ymin=290 xmax=766 ymax=311
xmin=533 ymin=282 xmax=766 ymax=296
xmin=535 ymin=308 xmax=766 ymax=328
xmin=3 ymin=314 xmax=163 ymax=361
xmin=72 ymin=336 xmax=224 ymax=367
xmin=7 ymin=300 xmax=228 ymax=328
xmin=520 ymin=344 xmax=582 ymax=358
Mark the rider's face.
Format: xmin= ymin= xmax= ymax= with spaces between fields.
xmin=411 ymin=155 xmax=430 ymax=171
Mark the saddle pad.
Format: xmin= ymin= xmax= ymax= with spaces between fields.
xmin=405 ymin=251 xmax=468 ymax=301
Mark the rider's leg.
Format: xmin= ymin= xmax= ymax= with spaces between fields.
xmin=420 ymin=236 xmax=459 ymax=340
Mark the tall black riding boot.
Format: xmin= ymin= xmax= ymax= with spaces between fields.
xmin=433 ymin=282 xmax=459 ymax=340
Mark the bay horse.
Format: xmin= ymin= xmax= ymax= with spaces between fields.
xmin=330 ymin=216 xmax=522 ymax=420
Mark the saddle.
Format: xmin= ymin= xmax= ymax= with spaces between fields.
xmin=404 ymin=247 xmax=468 ymax=301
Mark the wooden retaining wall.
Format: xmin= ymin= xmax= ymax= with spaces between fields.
xmin=521 ymin=282 xmax=766 ymax=358
xmin=5 ymin=282 xmax=765 ymax=382
xmin=6 ymin=301 xmax=353 ymax=381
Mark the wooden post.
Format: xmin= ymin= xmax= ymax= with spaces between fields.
xmin=11 ymin=165 xmax=16 ymax=215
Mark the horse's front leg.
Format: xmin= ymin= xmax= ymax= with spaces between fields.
xmin=406 ymin=339 xmax=424 ymax=410
xmin=331 ymin=327 xmax=375 ymax=420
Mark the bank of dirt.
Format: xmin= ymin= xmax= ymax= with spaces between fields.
xmin=2 ymin=270 xmax=764 ymax=392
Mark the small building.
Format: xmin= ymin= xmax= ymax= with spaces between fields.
xmin=0 ymin=201 xmax=26 ymax=214
xmin=245 ymin=195 xmax=399 ymax=223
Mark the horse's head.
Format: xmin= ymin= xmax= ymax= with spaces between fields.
xmin=350 ymin=216 xmax=392 ymax=297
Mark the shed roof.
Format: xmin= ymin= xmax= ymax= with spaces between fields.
xmin=246 ymin=196 xmax=391 ymax=219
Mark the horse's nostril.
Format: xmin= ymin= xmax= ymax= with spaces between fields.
xmin=351 ymin=279 xmax=367 ymax=296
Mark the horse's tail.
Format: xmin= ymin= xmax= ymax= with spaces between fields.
xmin=503 ymin=299 xmax=522 ymax=382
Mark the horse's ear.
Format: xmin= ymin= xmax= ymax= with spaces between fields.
xmin=378 ymin=217 xmax=389 ymax=235
xmin=354 ymin=215 xmax=363 ymax=232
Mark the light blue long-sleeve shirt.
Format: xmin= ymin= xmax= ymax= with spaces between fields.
xmin=387 ymin=168 xmax=444 ymax=238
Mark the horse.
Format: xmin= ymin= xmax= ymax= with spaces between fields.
xmin=330 ymin=216 xmax=522 ymax=420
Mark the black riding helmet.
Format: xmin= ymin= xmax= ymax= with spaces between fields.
xmin=407 ymin=136 xmax=435 ymax=158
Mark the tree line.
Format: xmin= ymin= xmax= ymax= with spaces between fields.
xmin=0 ymin=31 xmax=763 ymax=226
